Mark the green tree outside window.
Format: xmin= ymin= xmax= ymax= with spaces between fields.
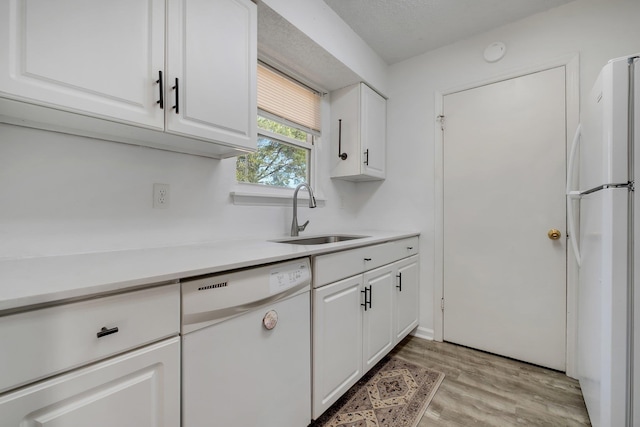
xmin=236 ymin=117 xmax=311 ymax=188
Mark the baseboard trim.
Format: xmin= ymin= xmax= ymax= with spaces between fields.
xmin=411 ymin=326 xmax=434 ymax=341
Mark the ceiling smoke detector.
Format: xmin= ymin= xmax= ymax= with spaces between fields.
xmin=483 ymin=42 xmax=507 ymax=63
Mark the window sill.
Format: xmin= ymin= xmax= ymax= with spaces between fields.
xmin=230 ymin=185 xmax=325 ymax=207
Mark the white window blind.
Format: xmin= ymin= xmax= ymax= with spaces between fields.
xmin=257 ymin=63 xmax=321 ymax=133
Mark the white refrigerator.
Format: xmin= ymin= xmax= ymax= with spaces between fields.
xmin=568 ymin=54 xmax=639 ymax=427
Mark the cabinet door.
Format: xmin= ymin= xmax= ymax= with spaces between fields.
xmin=362 ymin=264 xmax=395 ymax=372
xmin=360 ymin=84 xmax=386 ymax=179
xmin=0 ymin=0 xmax=165 ymax=129
xmin=166 ymin=0 xmax=257 ymax=150
xmin=330 ymin=83 xmax=360 ymax=179
xmin=330 ymin=82 xmax=386 ymax=181
xmin=394 ymin=255 xmax=420 ymax=343
xmin=0 ymin=337 xmax=180 ymax=427
xmin=313 ymin=276 xmax=363 ymax=419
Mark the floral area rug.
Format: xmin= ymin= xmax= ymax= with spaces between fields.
xmin=311 ymin=356 xmax=445 ymax=427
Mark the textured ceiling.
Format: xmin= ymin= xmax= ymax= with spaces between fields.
xmin=323 ymin=0 xmax=576 ymax=64
xmin=258 ymin=2 xmax=360 ymax=92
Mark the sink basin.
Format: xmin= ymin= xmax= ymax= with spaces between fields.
xmin=274 ymin=235 xmax=369 ymax=245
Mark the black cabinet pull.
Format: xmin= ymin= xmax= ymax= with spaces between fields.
xmin=97 ymin=326 xmax=119 ymax=338
xmin=172 ymin=77 xmax=179 ymax=114
xmin=338 ymin=119 xmax=347 ymax=160
xmin=364 ymin=148 xmax=369 ymax=165
xmin=361 ymin=286 xmax=369 ymax=311
xmin=364 ymin=258 xmax=372 ymax=261
xmin=368 ymin=285 xmax=372 ymax=309
xmin=407 ymin=246 xmax=413 ymax=250
xmin=156 ymin=70 xmax=164 ymax=109
xmin=396 ymin=272 xmax=402 ymax=291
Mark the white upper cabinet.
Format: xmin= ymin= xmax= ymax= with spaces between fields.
xmin=0 ymin=0 xmax=165 ymax=129
xmin=0 ymin=0 xmax=257 ymax=158
xmin=330 ymin=82 xmax=386 ymax=181
xmin=166 ymin=0 xmax=256 ymax=148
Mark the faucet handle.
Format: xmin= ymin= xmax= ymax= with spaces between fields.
xmin=298 ymin=220 xmax=310 ymax=232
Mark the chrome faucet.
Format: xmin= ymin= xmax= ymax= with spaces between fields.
xmin=291 ymin=183 xmax=317 ymax=236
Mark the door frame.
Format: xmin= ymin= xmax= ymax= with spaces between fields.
xmin=433 ymin=53 xmax=580 ymax=378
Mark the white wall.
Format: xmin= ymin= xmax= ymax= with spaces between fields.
xmin=355 ymin=0 xmax=640 ymax=338
xmin=0 ymin=97 xmax=360 ymax=259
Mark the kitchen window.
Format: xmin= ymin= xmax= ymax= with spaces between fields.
xmin=235 ymin=63 xmax=321 ymax=191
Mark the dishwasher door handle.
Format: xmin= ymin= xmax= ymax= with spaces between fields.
xmin=182 ymin=281 xmax=309 ymax=332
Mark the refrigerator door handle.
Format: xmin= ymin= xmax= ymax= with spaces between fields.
xmin=566 ymin=123 xmax=582 ymax=266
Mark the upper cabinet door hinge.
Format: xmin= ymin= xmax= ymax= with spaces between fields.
xmin=440 ymin=298 xmax=444 ymax=311
xmin=437 ymin=115 xmax=445 ymax=131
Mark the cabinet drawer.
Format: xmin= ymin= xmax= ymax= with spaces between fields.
xmin=365 ymin=237 xmax=419 ymax=269
xmin=392 ymin=236 xmax=419 ymax=259
xmin=314 ymin=246 xmax=368 ymax=288
xmin=0 ymin=283 xmax=179 ymax=393
xmin=313 ymin=237 xmax=419 ymax=288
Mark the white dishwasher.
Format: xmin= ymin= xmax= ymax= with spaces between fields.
xmin=181 ymin=258 xmax=311 ymax=427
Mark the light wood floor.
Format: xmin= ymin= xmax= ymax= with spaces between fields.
xmin=390 ymin=336 xmax=591 ymax=426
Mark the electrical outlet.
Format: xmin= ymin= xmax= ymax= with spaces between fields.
xmin=153 ymin=183 xmax=170 ymax=209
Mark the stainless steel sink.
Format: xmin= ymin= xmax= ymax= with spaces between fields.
xmin=274 ymin=234 xmax=369 ymax=245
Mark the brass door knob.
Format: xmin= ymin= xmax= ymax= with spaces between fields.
xmin=548 ymin=229 xmax=561 ymax=240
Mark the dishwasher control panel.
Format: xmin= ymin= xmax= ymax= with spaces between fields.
xmin=181 ymin=258 xmax=311 ymax=334
xmin=269 ymin=261 xmax=310 ymax=293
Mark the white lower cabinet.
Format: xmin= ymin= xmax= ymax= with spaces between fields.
xmin=0 ymin=284 xmax=180 ymax=426
xmin=312 ymin=238 xmax=420 ymax=419
xmin=395 ymin=255 xmax=420 ymax=342
xmin=313 ymin=275 xmax=364 ymax=418
xmin=0 ymin=337 xmax=180 ymax=427
xmin=362 ymin=264 xmax=395 ymax=372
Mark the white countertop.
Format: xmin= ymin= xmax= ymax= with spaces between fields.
xmin=0 ymin=231 xmax=418 ymax=313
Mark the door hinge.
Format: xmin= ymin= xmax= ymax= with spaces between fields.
xmin=437 ymin=115 xmax=445 ymax=131
xmin=441 ymin=298 xmax=444 ymax=311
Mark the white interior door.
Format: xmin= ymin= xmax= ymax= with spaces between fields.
xmin=443 ymin=67 xmax=567 ymax=370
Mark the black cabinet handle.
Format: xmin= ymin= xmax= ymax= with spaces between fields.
xmin=368 ymin=285 xmax=372 ymax=309
xmin=338 ymin=119 xmax=347 ymax=160
xmin=407 ymin=246 xmax=414 ymax=250
xmin=364 ymin=148 xmax=369 ymax=165
xmin=97 ymin=326 xmax=119 ymax=338
xmin=156 ymin=70 xmax=164 ymax=109
xmin=396 ymin=272 xmax=402 ymax=291
xmin=172 ymin=77 xmax=179 ymax=114
xmin=361 ymin=286 xmax=369 ymax=311
xmin=364 ymin=258 xmax=372 ymax=261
